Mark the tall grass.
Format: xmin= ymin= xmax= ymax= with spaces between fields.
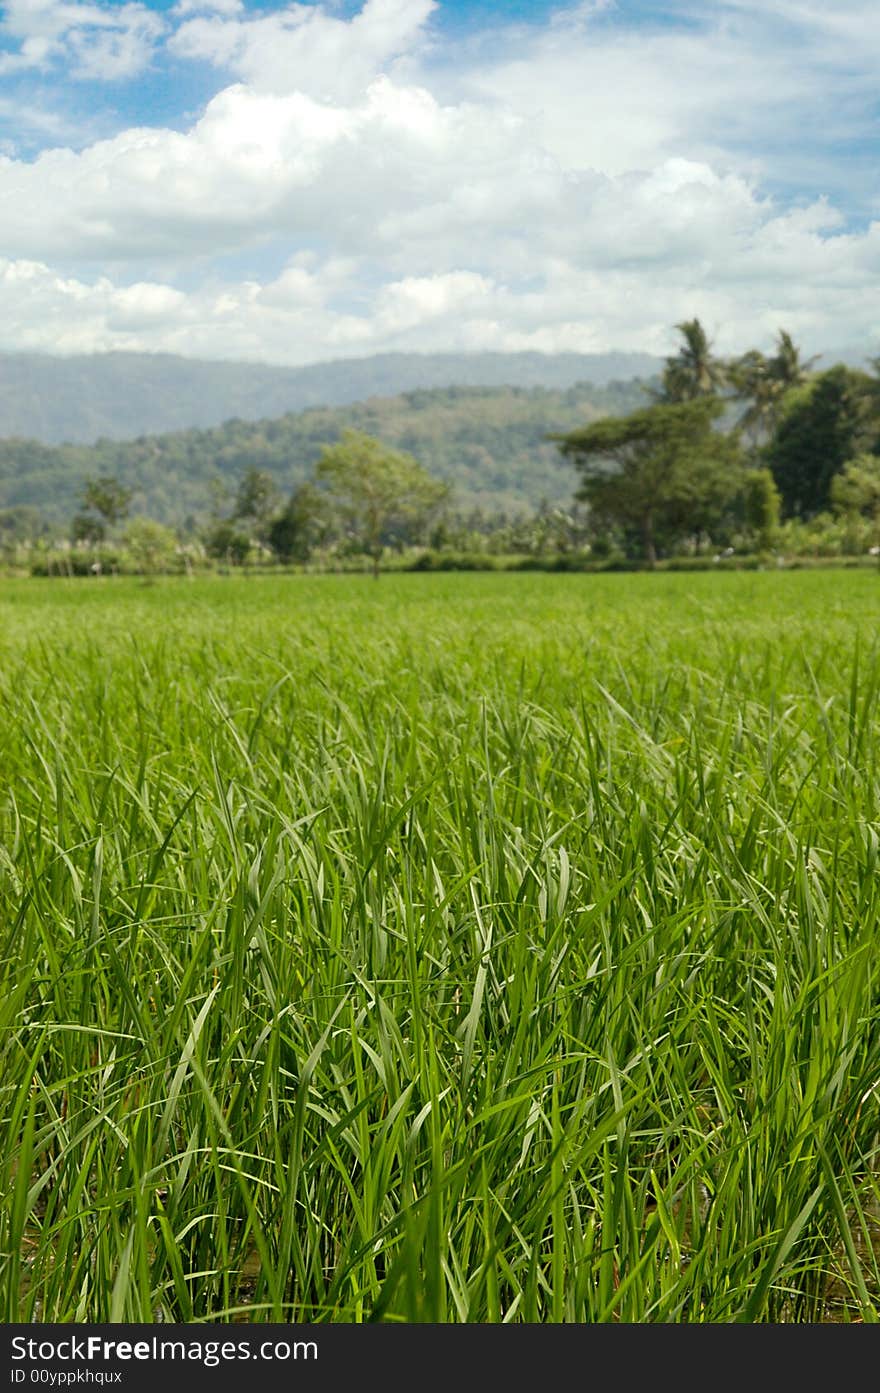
xmin=1 ymin=571 xmax=878 ymax=1322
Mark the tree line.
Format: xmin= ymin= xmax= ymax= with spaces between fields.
xmin=555 ymin=321 xmax=880 ymax=566
xmin=38 ymin=431 xmax=448 ymax=580
xmin=4 ymin=320 xmax=880 ymax=574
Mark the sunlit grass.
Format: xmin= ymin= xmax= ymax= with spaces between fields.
xmin=1 ymin=570 xmax=878 ymax=1322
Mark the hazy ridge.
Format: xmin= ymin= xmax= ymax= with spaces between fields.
xmin=0 ymin=348 xmax=660 ymax=446
xmin=0 ymin=379 xmax=652 ymax=523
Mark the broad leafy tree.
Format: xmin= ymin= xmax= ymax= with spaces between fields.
xmin=123 ymin=517 xmax=178 ymax=578
xmin=766 ymin=365 xmax=875 ymax=517
xmin=80 ymin=475 xmax=132 ymax=529
xmin=71 ymin=512 xmax=106 ymax=546
xmin=741 ymin=468 xmax=781 ymax=550
xmin=831 ymin=453 xmax=880 ymax=553
xmin=268 ymin=482 xmax=330 ymax=564
xmin=555 ymin=397 xmax=743 ymax=567
xmin=316 ymin=430 xmax=448 ymax=578
xmin=203 ymin=519 xmax=252 ymax=566
xmin=233 ymin=467 xmax=281 ymax=541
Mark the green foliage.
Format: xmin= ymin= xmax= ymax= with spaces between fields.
xmin=4 ymin=330 xmax=877 ymax=570
xmin=123 ymin=517 xmax=179 ymax=576
xmin=655 ymin=318 xmax=727 ymax=402
xmin=728 ymin=330 xmax=819 ymax=448
xmin=0 ymin=506 xmax=47 ymax=546
xmin=203 ymin=519 xmax=253 ymax=566
xmin=266 ymin=482 xmax=330 ymax=564
xmin=774 ymin=511 xmax=876 ymax=558
xmin=81 ymin=475 xmax=133 ymax=527
xmin=71 ymin=512 xmax=106 ymax=545
xmin=831 ymin=453 xmax=880 ymax=519
xmin=233 ymin=467 xmax=281 ymax=536
xmin=766 ymin=366 xmax=877 ymax=518
xmin=28 ymin=548 xmax=122 ymax=577
xmin=555 ymin=397 xmax=744 ymax=565
xmin=741 ymin=467 xmax=781 ymax=547
xmin=316 ymin=430 xmax=449 ymax=576
xmin=831 ymin=454 xmax=880 ymax=560
xmin=0 ymin=382 xmax=650 ymax=527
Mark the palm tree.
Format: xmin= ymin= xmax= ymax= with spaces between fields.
xmin=770 ymin=330 xmax=819 ymax=392
xmin=727 ymin=349 xmax=775 ymax=448
xmin=656 ymin=318 xmax=727 ymax=403
xmin=729 ymin=329 xmax=819 ymax=450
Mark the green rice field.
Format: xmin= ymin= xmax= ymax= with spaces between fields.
xmin=1 ymin=570 xmax=879 ymax=1322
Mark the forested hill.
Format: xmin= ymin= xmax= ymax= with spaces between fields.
xmin=0 ymin=349 xmax=659 ymax=446
xmin=0 ymin=379 xmax=650 ymax=525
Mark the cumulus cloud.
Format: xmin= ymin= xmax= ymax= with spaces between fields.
xmin=168 ymin=0 xmax=436 ymax=101
xmin=0 ymin=78 xmax=541 ymax=266
xmin=2 ymin=191 xmax=878 ymax=366
xmin=0 ymin=79 xmax=864 ymax=293
xmin=0 ymin=0 xmax=877 ymax=362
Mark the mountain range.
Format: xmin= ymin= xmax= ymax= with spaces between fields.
xmin=0 ymin=378 xmax=653 ymax=526
xmin=3 ymin=343 xmax=868 ymax=529
xmin=0 ymin=349 xmax=661 ymax=446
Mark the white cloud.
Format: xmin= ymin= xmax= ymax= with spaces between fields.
xmin=374 ymin=272 xmax=494 ymax=335
xmin=443 ymin=0 xmax=879 ymax=200
xmin=0 ymin=79 xmax=538 ymax=265
xmin=2 ymin=192 xmax=879 ymax=365
xmin=0 ymin=0 xmax=163 ymax=79
xmin=0 ymin=80 xmax=822 ymax=293
xmin=0 ymin=94 xmax=72 ymax=140
xmin=172 ymin=0 xmax=244 ymax=15
xmin=169 ymin=0 xmax=436 ymax=100
xmin=0 ymin=0 xmax=877 ymax=363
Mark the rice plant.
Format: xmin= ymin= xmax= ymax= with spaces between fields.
xmin=1 ymin=570 xmax=878 ymax=1322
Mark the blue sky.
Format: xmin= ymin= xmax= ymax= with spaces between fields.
xmin=0 ymin=1 xmax=877 ymax=364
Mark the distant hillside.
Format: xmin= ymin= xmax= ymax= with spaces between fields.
xmin=0 ymin=349 xmax=660 ymax=446
xmin=0 ymin=380 xmax=651 ymax=526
